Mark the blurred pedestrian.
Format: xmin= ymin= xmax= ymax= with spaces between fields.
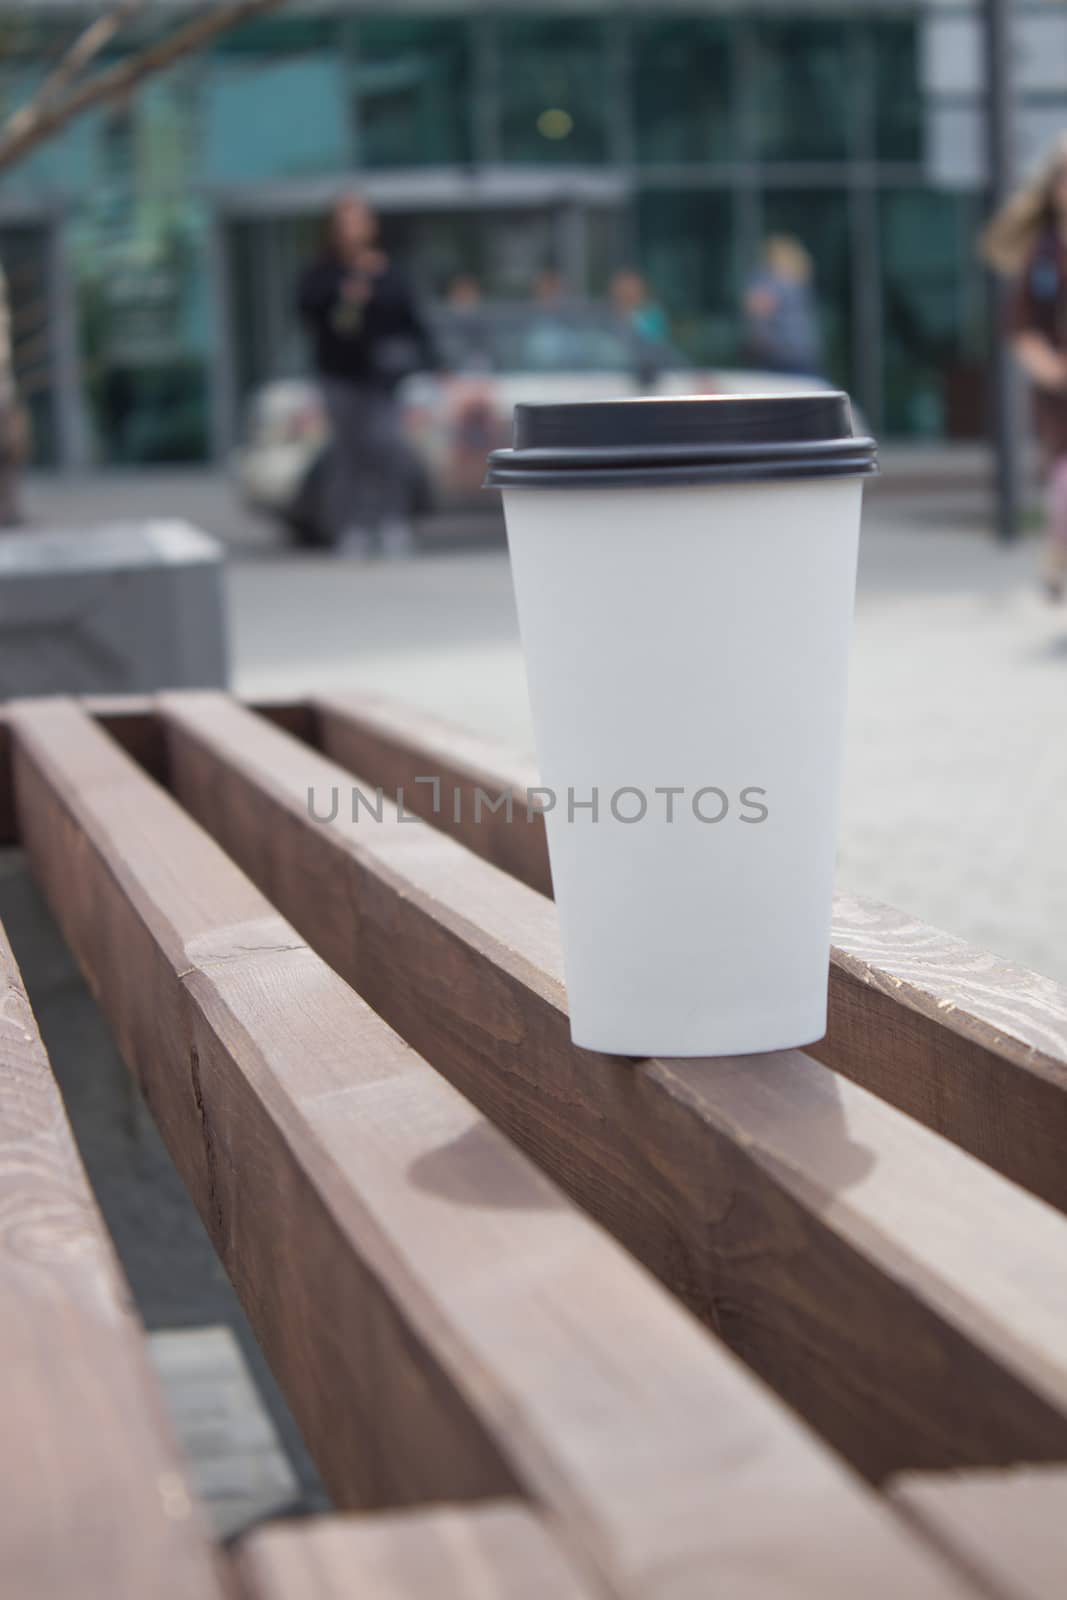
xmin=743 ymin=236 xmax=823 ymax=379
xmin=0 ymin=259 xmax=25 ymax=527
xmin=524 ymin=266 xmax=573 ymax=369
xmin=296 ymin=194 xmax=435 ymax=557
xmin=446 ymin=273 xmax=482 ymax=310
xmin=533 ymin=267 xmax=566 ymax=306
xmin=983 ymin=133 xmax=1067 ymax=598
xmin=443 ymin=272 xmax=491 ymax=372
xmin=610 ymin=269 xmax=670 ymax=344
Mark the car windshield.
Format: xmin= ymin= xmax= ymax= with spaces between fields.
xmin=432 ymin=305 xmax=686 ymax=376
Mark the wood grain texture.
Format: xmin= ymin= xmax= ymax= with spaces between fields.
xmin=314 ymin=692 xmax=550 ymax=895
xmin=252 ymin=699 xmax=317 ymax=747
xmin=818 ymin=897 xmax=1067 ymax=1215
xmin=311 ymin=693 xmax=1067 ymax=1215
xmin=159 ymin=692 xmax=1067 ymax=1485
xmin=84 ymin=695 xmax=170 ymax=787
xmin=8 ymin=696 xmax=978 ymax=1600
xmin=237 ymin=1503 xmax=594 ymax=1600
xmin=0 ymin=906 xmax=225 ymax=1599
xmin=891 ymin=1467 xmax=1067 ymax=1600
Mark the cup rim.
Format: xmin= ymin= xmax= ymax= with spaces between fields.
xmin=483 ymin=391 xmax=878 ymax=489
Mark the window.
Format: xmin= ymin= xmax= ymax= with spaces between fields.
xmin=749 ymin=21 xmax=857 ymax=162
xmin=214 ymin=17 xmax=337 ymax=54
xmin=204 ymin=55 xmax=351 ymax=180
xmin=879 ymin=190 xmax=985 ymax=438
xmin=496 ymin=17 xmax=609 ymax=164
xmin=872 ymin=20 xmax=922 ymax=162
xmin=632 ymin=18 xmax=734 ymax=165
xmin=635 ymin=190 xmax=737 ymax=364
xmin=355 ymin=18 xmax=473 ymax=168
xmin=0 ymin=224 xmax=56 ymax=465
xmin=759 ymin=190 xmax=853 ymax=388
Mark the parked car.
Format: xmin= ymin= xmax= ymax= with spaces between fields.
xmin=235 ymin=303 xmax=845 ymax=546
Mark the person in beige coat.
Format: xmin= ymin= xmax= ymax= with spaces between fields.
xmin=983 ymin=133 xmax=1067 ymax=596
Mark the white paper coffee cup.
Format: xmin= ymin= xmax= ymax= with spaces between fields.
xmin=485 ymin=393 xmax=876 ymax=1057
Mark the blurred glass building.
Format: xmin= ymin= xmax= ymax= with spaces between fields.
xmin=0 ymin=2 xmax=1058 ymax=466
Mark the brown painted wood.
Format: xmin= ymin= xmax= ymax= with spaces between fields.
xmin=252 ymin=699 xmax=317 ymax=746
xmin=0 ymin=906 xmax=225 ymax=1599
xmin=311 ymin=694 xmax=1067 ymax=1216
xmin=84 ymin=694 xmax=169 ymax=786
xmin=237 ymin=1503 xmax=595 ymax=1600
xmin=8 ymin=696 xmax=978 ymax=1600
xmin=891 ymin=1468 xmax=1067 ymax=1600
xmin=314 ymin=691 xmax=550 ymax=895
xmin=0 ymin=697 xmax=164 ymax=836
xmin=86 ymin=695 xmax=315 ymax=785
xmin=0 ymin=695 xmax=312 ymax=846
xmin=159 ymin=692 xmax=1067 ymax=1486
xmin=816 ymin=897 xmax=1067 ymax=1215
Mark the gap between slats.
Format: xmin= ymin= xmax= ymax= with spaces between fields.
xmin=305 ymin=691 xmax=1067 ymax=1218
xmin=144 ymin=690 xmax=1067 ymax=1490
xmin=6 ymin=695 xmax=987 ymax=1600
xmin=0 ymin=905 xmax=227 ymax=1600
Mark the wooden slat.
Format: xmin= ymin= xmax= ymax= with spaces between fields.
xmin=8 ymin=696 xmax=977 ymax=1600
xmin=817 ymin=899 xmax=1067 ymax=1215
xmin=311 ymin=692 xmax=1067 ymax=1215
xmin=237 ymin=1503 xmax=594 ymax=1600
xmin=890 ymin=1467 xmax=1067 ymax=1600
xmin=84 ymin=695 xmax=169 ymax=787
xmin=313 ymin=692 xmax=549 ymax=894
xmin=0 ymin=909 xmax=225 ymax=1598
xmin=0 ymin=696 xmax=312 ymax=848
xmin=251 ymin=698 xmax=317 ymax=747
xmin=159 ymin=691 xmax=1067 ymax=1485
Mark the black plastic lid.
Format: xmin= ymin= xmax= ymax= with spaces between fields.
xmin=484 ymin=392 xmax=877 ymax=489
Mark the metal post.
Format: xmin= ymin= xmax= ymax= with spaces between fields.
xmin=983 ymin=0 xmax=1023 ymax=542
xmin=48 ymin=207 xmax=91 ymax=471
xmin=206 ymin=210 xmax=237 ymax=462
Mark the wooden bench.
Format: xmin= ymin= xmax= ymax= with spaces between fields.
xmin=1 ymin=691 xmax=1065 ymax=1599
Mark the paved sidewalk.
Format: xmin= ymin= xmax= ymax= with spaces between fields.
xmin=228 ymin=515 xmax=1067 ymax=987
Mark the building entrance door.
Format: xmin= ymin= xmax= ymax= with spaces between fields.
xmin=215 ymin=180 xmax=625 ymax=450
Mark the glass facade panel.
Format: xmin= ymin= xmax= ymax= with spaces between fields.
xmin=635 ymin=191 xmax=737 ymax=365
xmin=378 ymin=209 xmax=490 ymax=296
xmin=632 ymin=18 xmax=734 ymax=165
xmin=749 ymin=21 xmax=856 ymax=162
xmin=879 ymin=190 xmax=986 ymax=439
xmin=77 ymin=75 xmax=210 ymax=463
xmin=760 ymin=190 xmax=853 ymax=389
xmin=496 ymin=16 xmax=609 ymax=164
xmin=0 ymin=67 xmax=96 ymax=194
xmin=355 ymin=18 xmax=474 ymax=168
xmin=872 ymin=20 xmax=922 ymax=162
xmin=205 ymin=55 xmax=351 ymax=181
xmin=214 ymin=17 xmax=336 ymax=54
xmin=0 ymin=224 xmax=56 ymax=466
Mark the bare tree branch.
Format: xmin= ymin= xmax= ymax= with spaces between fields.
xmin=2 ymin=0 xmax=146 ymax=147
xmin=0 ymin=0 xmax=291 ymax=174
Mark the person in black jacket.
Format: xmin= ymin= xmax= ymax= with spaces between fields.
xmin=296 ymin=194 xmax=434 ymax=555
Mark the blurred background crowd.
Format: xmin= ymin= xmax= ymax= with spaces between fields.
xmin=0 ymin=3 xmax=1038 ymax=497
